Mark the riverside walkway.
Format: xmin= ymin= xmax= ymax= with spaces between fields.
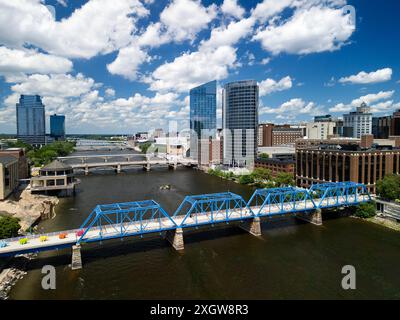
xmin=0 ymin=182 xmax=371 ymax=269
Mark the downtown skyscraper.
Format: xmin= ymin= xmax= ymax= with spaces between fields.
xmin=189 ymin=80 xmax=217 ymax=161
xmin=222 ymin=80 xmax=259 ymax=167
xmin=50 ymin=114 xmax=66 ymax=141
xmin=16 ymin=95 xmax=46 ymax=146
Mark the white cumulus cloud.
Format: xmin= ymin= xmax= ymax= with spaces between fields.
xmin=221 ymin=0 xmax=245 ymax=19
xmin=0 ymin=0 xmax=148 ymax=59
xmin=0 ymin=47 xmax=73 ymax=79
xmin=329 ymin=90 xmax=395 ymax=112
xmin=259 ymin=76 xmax=292 ymax=96
xmin=339 ymin=68 xmax=393 ymax=84
xmin=160 ymin=0 xmax=217 ymax=42
xmin=253 ymin=5 xmax=355 ymax=55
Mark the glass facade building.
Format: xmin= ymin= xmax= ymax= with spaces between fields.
xmin=16 ymin=95 xmax=46 ymax=145
xmin=222 ymin=80 xmax=259 ymax=167
xmin=50 ymin=114 xmax=66 ymax=140
xmin=189 ymin=80 xmax=217 ymax=160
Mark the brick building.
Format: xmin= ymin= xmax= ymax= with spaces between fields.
xmin=0 ymin=148 xmax=29 ymax=179
xmin=296 ymin=136 xmax=400 ymax=193
xmin=255 ymin=158 xmax=295 ymax=178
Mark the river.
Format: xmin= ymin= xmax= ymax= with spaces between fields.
xmin=8 ymin=151 xmax=400 ymax=299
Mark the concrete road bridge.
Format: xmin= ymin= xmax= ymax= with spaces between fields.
xmin=0 ymin=182 xmax=371 ymax=270
xmin=57 ymin=154 xmax=197 ymax=174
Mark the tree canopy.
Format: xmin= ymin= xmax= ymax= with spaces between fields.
xmin=0 ymin=216 xmax=21 ymax=239
xmin=27 ymin=141 xmax=75 ymax=166
xmin=376 ymin=174 xmax=400 ymax=201
xmin=258 ymin=153 xmax=269 ymax=160
xmin=274 ymin=172 xmax=295 ymax=187
xmin=354 ymin=202 xmax=376 ymax=219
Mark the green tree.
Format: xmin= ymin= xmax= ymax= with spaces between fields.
xmin=6 ymin=140 xmax=33 ymax=152
xmin=354 ymin=202 xmax=376 ymax=219
xmin=26 ymin=141 xmax=76 ymax=166
xmin=376 ymin=174 xmax=400 ymax=201
xmin=251 ymin=168 xmax=272 ymax=181
xmin=258 ymin=153 xmax=269 ymax=160
xmin=274 ymin=172 xmax=295 ymax=187
xmin=139 ymin=142 xmax=153 ymax=154
xmin=0 ymin=216 xmax=21 ymax=239
xmin=239 ymin=174 xmax=254 ymax=185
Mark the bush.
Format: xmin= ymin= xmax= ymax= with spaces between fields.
xmin=19 ymin=238 xmax=28 ymax=245
xmin=274 ymin=172 xmax=295 ymax=187
xmin=40 ymin=236 xmax=48 ymax=242
xmin=0 ymin=216 xmax=21 ymax=239
xmin=239 ymin=174 xmax=254 ymax=185
xmin=258 ymin=153 xmax=269 ymax=160
xmin=376 ymin=174 xmax=400 ymax=201
xmin=251 ymin=168 xmax=272 ymax=181
xmin=354 ymin=202 xmax=376 ymax=219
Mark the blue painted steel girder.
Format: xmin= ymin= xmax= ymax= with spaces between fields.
xmin=173 ymin=192 xmax=254 ymax=228
xmin=248 ymin=187 xmax=316 ymax=216
xmin=309 ymin=181 xmax=371 ymax=208
xmin=77 ymin=199 xmax=176 ymax=244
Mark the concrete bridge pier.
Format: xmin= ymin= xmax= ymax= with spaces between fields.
xmin=116 ymin=164 xmax=121 ymax=174
xmin=165 ymin=228 xmax=184 ymax=251
xmin=239 ymin=217 xmax=262 ymax=236
xmin=71 ymin=244 xmax=82 ymax=270
xmin=168 ymin=163 xmax=177 ymax=170
xmin=296 ymin=208 xmax=322 ymax=226
xmin=144 ymin=163 xmax=151 ymax=172
xmin=84 ymin=166 xmax=89 ymax=176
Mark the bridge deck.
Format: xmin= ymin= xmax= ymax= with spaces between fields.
xmin=0 ymin=194 xmax=369 ymax=256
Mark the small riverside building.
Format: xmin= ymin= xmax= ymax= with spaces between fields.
xmin=0 ymin=156 xmax=19 ymax=200
xmin=30 ymin=160 xmax=78 ymax=196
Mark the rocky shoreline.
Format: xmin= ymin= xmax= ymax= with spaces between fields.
xmin=0 ymin=187 xmax=59 ymax=300
xmin=0 ymin=254 xmax=35 ymax=300
xmin=0 ymin=186 xmax=59 ymax=231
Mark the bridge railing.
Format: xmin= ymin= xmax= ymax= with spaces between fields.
xmin=1 ymin=228 xmax=83 ymax=245
xmin=173 ymin=192 xmax=254 ymax=228
xmin=77 ymin=200 xmax=177 ymax=244
xmin=309 ymin=182 xmax=371 ymax=208
xmin=248 ymin=187 xmax=316 ymax=216
xmin=0 ymin=182 xmax=374 ymax=255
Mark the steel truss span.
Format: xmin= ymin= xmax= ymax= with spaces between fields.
xmin=0 ymin=182 xmax=371 ymax=257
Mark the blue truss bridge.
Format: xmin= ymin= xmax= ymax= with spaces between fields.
xmin=0 ymin=182 xmax=371 ymax=269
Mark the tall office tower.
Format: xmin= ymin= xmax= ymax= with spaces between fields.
xmin=50 ymin=114 xmax=66 ymax=141
xmin=16 ymin=95 xmax=46 ymax=146
xmin=391 ymin=109 xmax=400 ymax=136
xmin=222 ymin=80 xmax=259 ymax=167
xmin=189 ymin=80 xmax=217 ymax=163
xmin=343 ymin=102 xmax=372 ymax=138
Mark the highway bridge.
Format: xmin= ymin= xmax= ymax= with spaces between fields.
xmin=0 ymin=182 xmax=371 ymax=270
xmin=57 ymin=154 xmax=197 ymax=174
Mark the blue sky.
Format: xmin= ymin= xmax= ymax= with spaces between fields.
xmin=0 ymin=0 xmax=399 ymax=134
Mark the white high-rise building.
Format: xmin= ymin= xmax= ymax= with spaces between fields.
xmin=306 ymin=122 xmax=336 ymax=140
xmin=343 ymin=102 xmax=372 ymax=138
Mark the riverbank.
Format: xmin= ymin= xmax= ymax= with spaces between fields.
xmin=0 ymin=188 xmax=59 ymax=299
xmin=366 ymin=216 xmax=400 ymax=231
xmin=0 ymin=187 xmax=59 ymax=232
xmin=0 ymin=254 xmax=35 ymax=300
